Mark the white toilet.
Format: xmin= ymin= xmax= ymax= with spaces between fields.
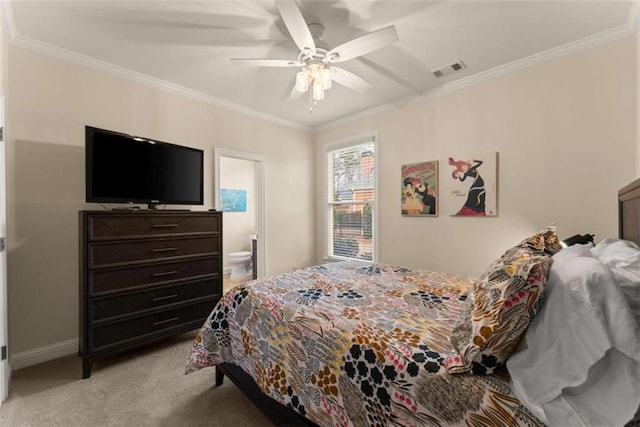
xmin=229 ymin=251 xmax=252 ymax=280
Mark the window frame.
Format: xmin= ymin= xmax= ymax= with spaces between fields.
xmin=323 ymin=132 xmax=379 ymax=262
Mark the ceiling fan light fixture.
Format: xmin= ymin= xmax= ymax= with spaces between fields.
xmin=296 ymin=70 xmax=310 ymax=92
xmin=308 ymin=62 xmax=322 ymax=75
xmin=231 ymin=1 xmax=399 ymax=112
xmin=295 ymin=62 xmax=333 ymax=95
xmin=320 ymin=68 xmax=332 ymax=90
xmin=312 ymin=80 xmax=325 ymax=101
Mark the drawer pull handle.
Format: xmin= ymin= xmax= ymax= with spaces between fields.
xmin=153 ymin=317 xmax=179 ymax=326
xmin=152 ymin=224 xmax=179 ymax=228
xmin=152 ymin=247 xmax=179 ymax=253
xmin=152 ymin=270 xmax=179 ymax=277
xmin=152 ymin=294 xmax=178 ymax=302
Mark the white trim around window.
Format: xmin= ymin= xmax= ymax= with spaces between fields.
xmin=323 ymin=131 xmax=379 ymax=262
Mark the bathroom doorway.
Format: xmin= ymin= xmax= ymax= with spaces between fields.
xmin=214 ymin=148 xmax=265 ymax=290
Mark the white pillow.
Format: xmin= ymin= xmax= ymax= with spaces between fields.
xmin=507 ymin=245 xmax=640 ymax=426
xmin=591 ymin=238 xmax=640 ymax=324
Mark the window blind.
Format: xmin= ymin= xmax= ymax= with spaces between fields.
xmin=327 ymin=139 xmax=375 ymax=261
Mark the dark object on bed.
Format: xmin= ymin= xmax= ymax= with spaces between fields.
xmin=561 ymin=233 xmax=594 ymax=247
xmin=619 ymin=177 xmax=640 ymax=245
xmin=216 ymin=364 xmax=317 ymax=427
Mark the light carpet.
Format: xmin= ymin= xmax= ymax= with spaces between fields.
xmin=0 ymin=332 xmax=275 ymax=426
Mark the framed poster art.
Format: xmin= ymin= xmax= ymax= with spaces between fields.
xmin=448 ymin=152 xmax=498 ymax=216
xmin=220 ymin=188 xmax=247 ymax=212
xmin=401 ymin=160 xmax=438 ymax=216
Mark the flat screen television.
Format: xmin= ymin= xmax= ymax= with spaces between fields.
xmin=86 ymin=126 xmax=204 ymax=209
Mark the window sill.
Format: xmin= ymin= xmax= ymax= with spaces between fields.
xmin=323 ymin=256 xmax=374 ymax=264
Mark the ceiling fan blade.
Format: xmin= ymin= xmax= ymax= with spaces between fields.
xmin=230 ymin=58 xmax=302 ymax=67
xmin=275 ymin=0 xmax=316 ymax=55
xmin=328 ymin=25 xmax=398 ymax=63
xmin=331 ymin=67 xmax=372 ymax=92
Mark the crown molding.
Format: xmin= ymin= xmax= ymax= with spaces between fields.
xmin=7 ymin=33 xmax=312 ymax=132
xmin=627 ymin=0 xmax=640 ymax=32
xmin=424 ymin=9 xmax=640 ymax=100
xmin=3 ymin=0 xmax=639 ymax=134
xmin=0 ymin=1 xmax=17 ymax=40
xmin=318 ymin=2 xmax=640 ymax=132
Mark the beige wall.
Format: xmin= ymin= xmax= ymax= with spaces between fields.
xmin=316 ymin=36 xmax=636 ymax=278
xmin=220 ymin=156 xmax=257 ymax=269
xmin=4 ymin=32 xmax=639 ymax=364
xmin=5 ymin=46 xmax=315 ymax=357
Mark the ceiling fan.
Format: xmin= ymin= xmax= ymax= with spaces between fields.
xmin=230 ymin=0 xmax=399 ymax=109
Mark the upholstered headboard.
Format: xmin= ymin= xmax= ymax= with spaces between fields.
xmin=619 ymin=177 xmax=640 ymax=246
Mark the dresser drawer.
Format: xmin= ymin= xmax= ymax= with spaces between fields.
xmin=88 ymin=235 xmax=220 ymax=267
xmin=88 ymin=213 xmax=221 ymax=240
xmin=90 ymin=257 xmax=220 ymax=295
xmin=90 ymin=277 xmax=221 ymax=322
xmin=89 ymin=300 xmax=215 ymax=352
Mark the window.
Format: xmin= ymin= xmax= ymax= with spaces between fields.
xmin=325 ymin=134 xmax=376 ymax=261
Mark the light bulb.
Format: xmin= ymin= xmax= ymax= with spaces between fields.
xmin=312 ymin=81 xmax=324 ymax=101
xmin=295 ymin=71 xmax=309 ymax=92
xmin=320 ymin=68 xmax=332 ymax=90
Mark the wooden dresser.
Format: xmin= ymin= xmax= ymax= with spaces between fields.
xmin=79 ymin=210 xmax=222 ymax=379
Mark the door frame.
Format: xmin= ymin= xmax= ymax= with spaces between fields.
xmin=214 ymin=148 xmax=266 ymax=279
xmin=0 ymin=100 xmax=8 ymax=404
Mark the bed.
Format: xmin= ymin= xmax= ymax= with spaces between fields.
xmin=185 ymin=178 xmax=640 ymax=427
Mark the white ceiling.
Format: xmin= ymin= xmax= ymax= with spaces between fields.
xmin=5 ymin=1 xmax=637 ymax=130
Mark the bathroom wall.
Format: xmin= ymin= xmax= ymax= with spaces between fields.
xmin=220 ymin=156 xmax=257 ymax=272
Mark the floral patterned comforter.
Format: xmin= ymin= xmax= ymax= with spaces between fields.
xmin=186 ymin=261 xmax=543 ymax=427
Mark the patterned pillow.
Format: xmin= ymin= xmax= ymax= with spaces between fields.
xmin=446 ymin=228 xmax=560 ymax=374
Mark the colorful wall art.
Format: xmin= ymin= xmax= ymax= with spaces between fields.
xmin=401 ymin=160 xmax=438 ymax=216
xmin=448 ymin=152 xmax=498 ymax=216
xmin=220 ymin=188 xmax=247 ymax=212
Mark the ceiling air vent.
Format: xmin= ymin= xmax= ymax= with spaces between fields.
xmin=432 ymin=60 xmax=467 ymax=78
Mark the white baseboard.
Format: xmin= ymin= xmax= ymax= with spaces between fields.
xmin=223 ymin=266 xmax=231 ymax=275
xmin=11 ymin=338 xmax=78 ymax=371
